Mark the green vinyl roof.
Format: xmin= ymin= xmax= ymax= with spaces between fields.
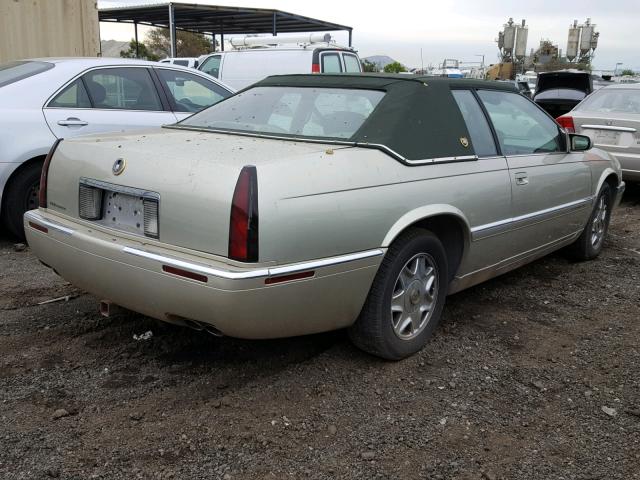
xmin=254 ymin=74 xmax=518 ymax=162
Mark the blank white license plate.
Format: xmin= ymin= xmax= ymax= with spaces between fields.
xmin=594 ymin=130 xmax=620 ymax=145
xmin=102 ymin=191 xmax=146 ymax=235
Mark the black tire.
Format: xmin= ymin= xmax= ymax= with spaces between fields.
xmin=349 ymin=228 xmax=449 ymax=360
xmin=567 ymin=183 xmax=613 ymax=261
xmin=1 ymin=161 xmax=43 ymax=240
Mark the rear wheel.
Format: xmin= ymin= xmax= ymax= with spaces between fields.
xmin=567 ymin=183 xmax=613 ymax=260
xmin=349 ymin=229 xmax=448 ymax=360
xmin=1 ymin=162 xmax=42 ymax=240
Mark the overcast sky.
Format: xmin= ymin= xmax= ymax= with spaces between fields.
xmin=99 ymin=0 xmax=639 ymax=71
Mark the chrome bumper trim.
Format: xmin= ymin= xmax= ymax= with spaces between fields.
xmin=24 ymin=210 xmax=74 ymax=235
xmin=123 ymin=247 xmax=385 ymax=281
xmin=123 ymin=247 xmax=269 ymax=280
xmin=25 ymin=210 xmax=385 ymax=281
xmin=581 ymin=124 xmax=637 ymax=133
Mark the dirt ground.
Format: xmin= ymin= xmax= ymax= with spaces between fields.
xmin=1 ymin=185 xmax=639 ymax=480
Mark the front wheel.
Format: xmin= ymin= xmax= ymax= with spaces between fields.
xmin=567 ymin=183 xmax=613 ymax=261
xmin=349 ymin=229 xmax=449 ymax=360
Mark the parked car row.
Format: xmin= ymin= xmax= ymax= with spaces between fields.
xmin=0 ymin=58 xmax=233 ymax=238
xmin=556 ymin=83 xmax=640 ymax=182
xmin=24 ymin=74 xmax=625 ymax=359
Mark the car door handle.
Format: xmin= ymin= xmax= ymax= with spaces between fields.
xmin=57 ymin=118 xmax=88 ymax=126
xmin=514 ymin=172 xmax=529 ymax=186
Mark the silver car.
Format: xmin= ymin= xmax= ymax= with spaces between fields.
xmin=557 ymin=83 xmax=640 ymax=182
xmin=0 ymin=58 xmax=233 ymax=239
xmin=24 ymin=75 xmax=625 ymax=360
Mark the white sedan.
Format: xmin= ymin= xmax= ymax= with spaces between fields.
xmin=0 ymin=57 xmax=233 ymax=238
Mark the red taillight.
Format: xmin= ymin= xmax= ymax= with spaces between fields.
xmin=229 ymin=166 xmax=259 ymax=262
xmin=556 ymin=116 xmax=575 ymax=133
xmin=311 ymin=63 xmax=320 ymax=73
xmin=39 ymin=138 xmax=63 ymax=208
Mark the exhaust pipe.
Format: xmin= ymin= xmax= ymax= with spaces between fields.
xmin=182 ymin=318 xmax=223 ymax=337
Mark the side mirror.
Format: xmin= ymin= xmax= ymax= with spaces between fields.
xmin=570 ymin=133 xmax=591 ymax=152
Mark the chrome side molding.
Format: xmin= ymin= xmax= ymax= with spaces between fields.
xmin=471 ymin=196 xmax=593 ymax=241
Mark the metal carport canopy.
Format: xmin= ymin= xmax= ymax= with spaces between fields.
xmin=98 ymin=2 xmax=354 ymax=57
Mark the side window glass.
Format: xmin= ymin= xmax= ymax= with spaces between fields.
xmin=343 ymin=54 xmax=361 ymax=72
xmin=200 ymin=55 xmax=221 ymax=78
xmin=48 ymin=79 xmax=91 ymax=108
xmin=82 ymin=68 xmax=162 ymax=111
xmin=451 ymin=90 xmax=497 ymax=157
xmin=173 ymin=60 xmax=189 ymax=67
xmin=478 ymin=90 xmax=564 ymax=155
xmin=321 ymin=53 xmax=342 ymax=73
xmin=156 ymin=69 xmax=230 ymax=113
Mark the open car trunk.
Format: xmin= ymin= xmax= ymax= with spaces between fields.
xmin=534 ymin=71 xmax=593 ymax=117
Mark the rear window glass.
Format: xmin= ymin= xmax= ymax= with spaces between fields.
xmin=343 ymin=54 xmax=362 ymax=73
xmin=0 ymin=61 xmax=54 ymax=88
xmin=575 ymin=88 xmax=640 ymax=114
xmin=180 ymin=86 xmax=384 ymax=140
xmin=322 ymin=53 xmax=342 ymax=73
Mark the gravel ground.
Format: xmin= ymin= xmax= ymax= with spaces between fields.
xmin=1 ymin=185 xmax=639 ymax=480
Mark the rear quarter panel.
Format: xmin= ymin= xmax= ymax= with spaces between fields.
xmin=258 ymin=148 xmax=512 ymax=276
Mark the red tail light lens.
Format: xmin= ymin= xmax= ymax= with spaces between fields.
xmin=556 ymin=116 xmax=575 ymax=133
xmin=39 ymin=138 xmax=63 ymax=208
xmin=311 ymin=63 xmax=320 ymax=73
xmin=229 ymin=166 xmax=259 ymax=262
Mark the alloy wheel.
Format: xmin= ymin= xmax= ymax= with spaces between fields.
xmin=590 ymin=194 xmax=608 ymax=248
xmin=390 ymin=253 xmax=438 ymax=340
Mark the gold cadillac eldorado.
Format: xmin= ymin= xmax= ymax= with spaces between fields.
xmin=24 ymin=74 xmax=625 ymax=360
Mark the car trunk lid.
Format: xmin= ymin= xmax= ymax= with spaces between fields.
xmin=571 ymin=112 xmax=640 ymax=153
xmin=45 ymin=128 xmax=351 ymax=259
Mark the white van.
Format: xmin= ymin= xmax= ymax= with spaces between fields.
xmin=159 ymin=57 xmax=200 ymax=69
xmin=198 ymin=34 xmax=362 ymax=90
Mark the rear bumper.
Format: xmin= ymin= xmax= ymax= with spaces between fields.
xmin=24 ymin=210 xmax=383 ymax=339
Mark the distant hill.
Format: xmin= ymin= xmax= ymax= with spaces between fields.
xmin=101 ymin=40 xmax=129 ymax=58
xmin=363 ymin=55 xmax=399 ymax=70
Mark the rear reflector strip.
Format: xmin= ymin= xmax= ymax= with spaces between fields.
xmin=265 ymin=270 xmax=315 ymax=285
xmin=29 ymin=221 xmax=48 ymax=234
xmin=162 ymin=265 xmax=208 ymax=283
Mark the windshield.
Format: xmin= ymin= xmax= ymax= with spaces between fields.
xmin=0 ymin=61 xmax=54 ymax=88
xmin=576 ymin=88 xmax=640 ymax=114
xmin=179 ymin=86 xmax=385 ymax=140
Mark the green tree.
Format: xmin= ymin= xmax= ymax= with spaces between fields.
xmin=383 ymin=61 xmax=407 ymax=73
xmin=361 ymin=59 xmax=378 ymax=72
xmin=621 ymin=69 xmax=635 ymax=76
xmin=119 ymin=39 xmax=160 ymax=61
xmin=146 ymin=27 xmax=213 ymax=58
